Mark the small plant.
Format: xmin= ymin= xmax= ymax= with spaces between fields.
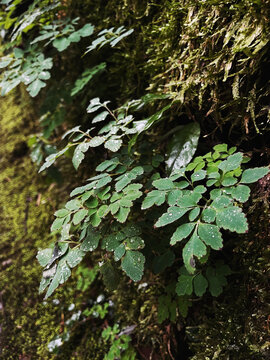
xmin=85 ymin=26 xmax=134 ymax=54
xmin=30 ymin=18 xmax=94 ymax=52
xmin=102 ymin=324 xmax=136 ymax=360
xmin=37 ymin=139 xmax=269 ymax=311
xmin=38 ymin=93 xmax=170 ymax=172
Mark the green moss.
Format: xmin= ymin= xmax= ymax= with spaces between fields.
xmin=110 ymin=278 xmax=172 ymax=357
xmin=0 ymin=90 xmax=104 ymax=359
xmin=56 ymin=325 xmax=108 ymax=360
xmin=0 ymin=90 xmax=52 ymax=358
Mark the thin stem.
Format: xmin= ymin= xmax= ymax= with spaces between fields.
xmin=104 ymin=104 xmax=118 ymax=123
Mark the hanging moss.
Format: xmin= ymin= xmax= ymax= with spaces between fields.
xmin=68 ymin=0 xmax=270 ymax=141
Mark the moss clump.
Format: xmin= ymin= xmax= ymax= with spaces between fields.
xmin=55 ymin=323 xmax=108 ymax=360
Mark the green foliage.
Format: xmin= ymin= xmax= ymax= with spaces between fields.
xmin=0 ymin=1 xmax=60 ymax=42
xmin=1 ymin=2 xmax=270 ymax=356
xmin=0 ymin=49 xmax=53 ymax=96
xmin=31 ymin=18 xmax=94 ymax=51
xmin=102 ymin=324 xmax=136 ymax=360
xmin=166 ymin=122 xmax=200 ymax=173
xmin=176 ymin=262 xmax=232 ymax=298
xmin=38 ymin=94 xmax=171 ymax=172
xmin=121 ymin=250 xmax=145 ymax=282
xmin=157 ymin=283 xmax=192 ymax=323
xmin=85 ymin=26 xmax=134 ymax=53
xmin=71 ymin=62 xmax=106 ymax=96
xmin=37 ymin=137 xmax=269 ymax=302
xmin=0 ymin=15 xmax=96 ymax=96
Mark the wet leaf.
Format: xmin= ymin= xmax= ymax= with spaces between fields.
xmin=37 ymin=248 xmax=53 ymax=267
xmin=121 ymin=250 xmax=145 ymax=282
xmin=72 ymin=142 xmax=90 ymax=170
xmin=170 ymin=223 xmax=195 ymax=245
xmin=216 ymin=206 xmax=248 ymax=233
xmin=240 ymin=167 xmax=269 ymax=184
xmin=114 ymin=243 xmax=126 ymax=261
xmin=92 ymin=110 xmax=109 ymax=123
xmin=166 ymin=123 xmax=200 ymax=173
xmin=89 ymin=136 xmax=105 ymax=147
xmin=193 ymin=273 xmax=208 ymax=296
xmin=141 ymin=190 xmax=166 ymax=209
xmin=105 ymin=138 xmax=122 ymax=152
xmin=218 ymin=152 xmax=243 ymax=172
xmin=152 ymin=178 xmax=175 ymax=190
xmin=231 ymin=184 xmax=250 ymax=202
xmin=155 ymin=207 xmax=189 ymax=227
xmin=73 ymin=209 xmax=88 ymax=225
xmin=188 ymin=207 xmax=200 ymax=221
xmin=81 ymin=228 xmax=101 ymax=251
xmin=66 ymin=248 xmax=85 ymax=268
xmin=54 ymin=209 xmax=70 ymax=217
xmin=201 ymin=208 xmax=216 ymax=223
xmin=53 ymin=37 xmax=71 ymax=51
xmin=167 ymin=189 xmax=183 ymax=206
xmin=27 ymin=79 xmax=46 ymax=97
xmin=115 ymin=166 xmax=143 ymax=192
xmin=183 ymin=233 xmax=207 ymax=273
xmin=77 ymin=23 xmax=94 ymax=37
xmin=114 ymin=206 xmax=130 ymax=223
xmin=51 ymin=217 xmax=65 ymax=232
xmin=65 ymin=199 xmax=81 ymax=211
xmin=191 ymin=170 xmax=206 ymax=182
xmin=45 ymin=260 xmax=71 ymax=299
xmin=198 ymin=223 xmax=223 ymax=250
xmin=176 ymin=274 xmax=193 ymax=296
